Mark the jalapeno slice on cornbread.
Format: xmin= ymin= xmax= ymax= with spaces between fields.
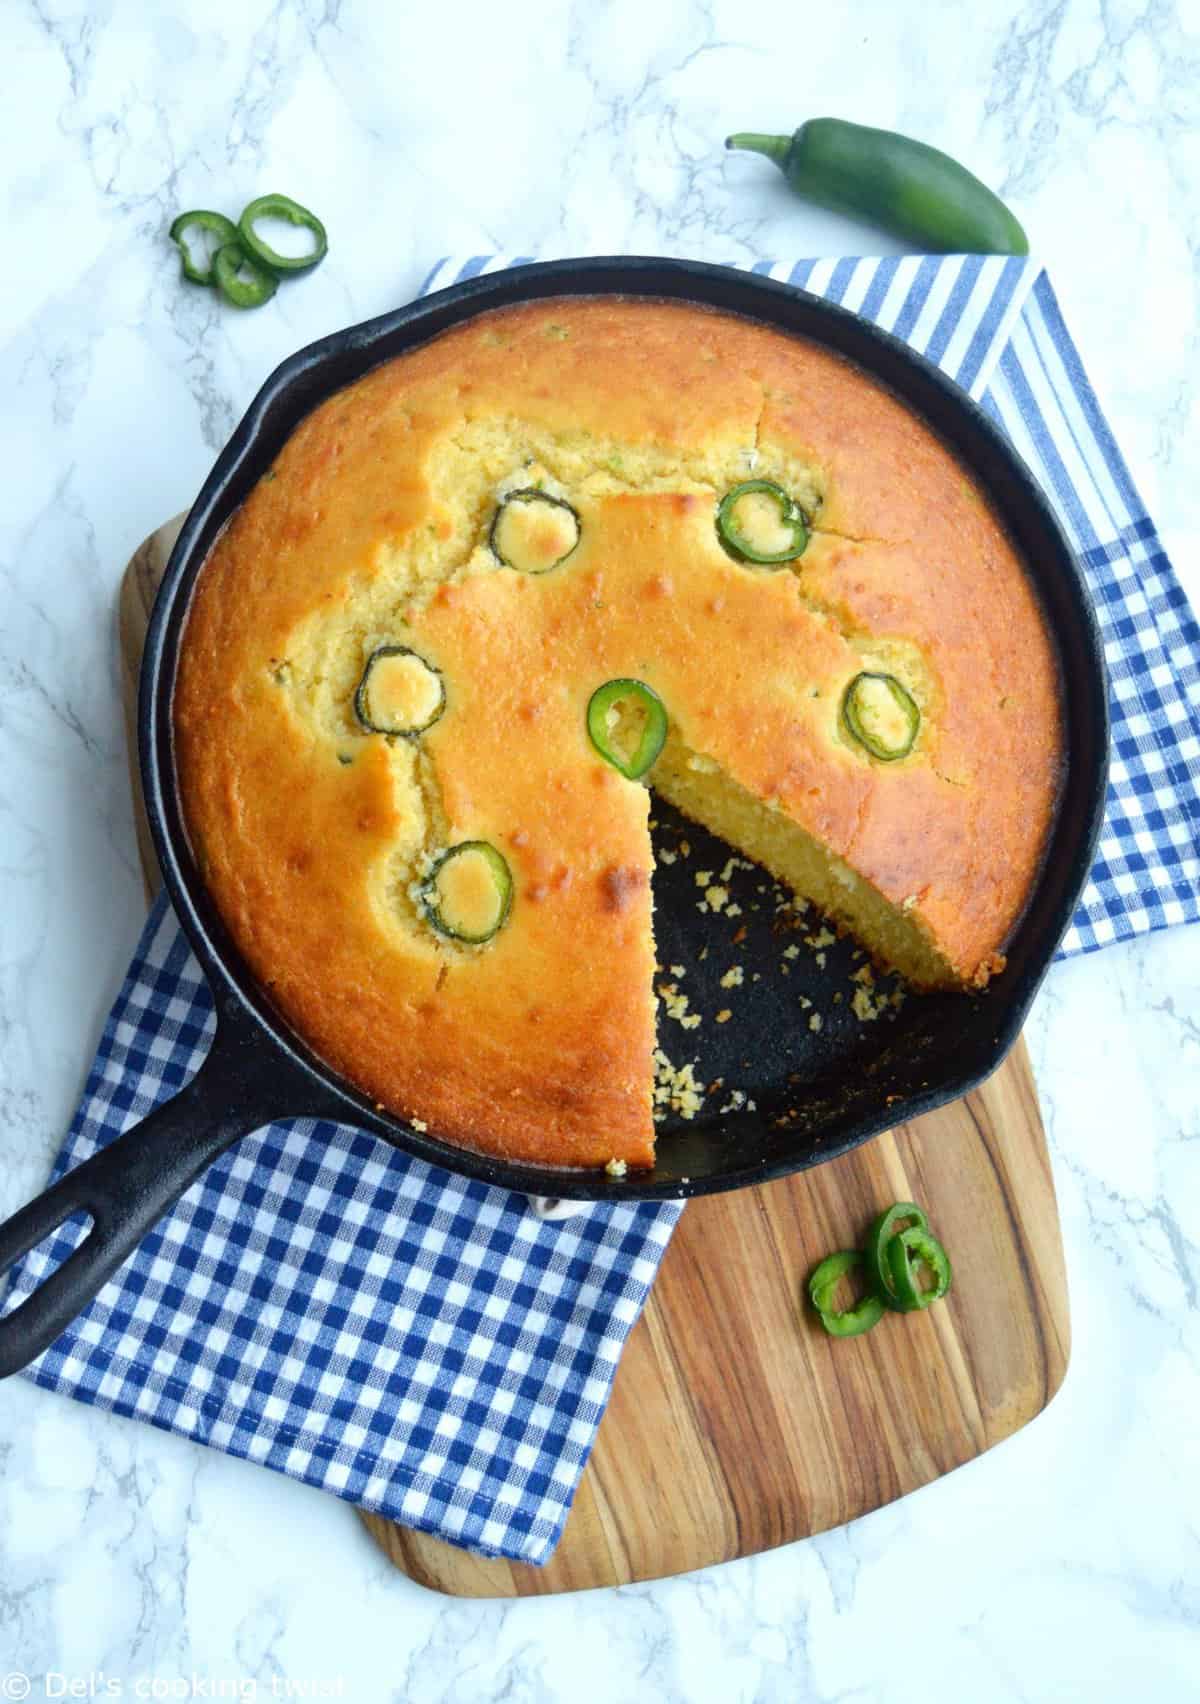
xmin=587 ymin=678 xmax=668 ymax=780
xmin=842 ymin=671 xmax=920 ymax=761
xmin=354 ymin=645 xmax=446 ymax=736
xmin=717 ymin=479 xmax=808 ymax=564
xmin=489 ymin=489 xmax=581 ymax=573
xmin=422 ymin=842 xmax=513 ymax=944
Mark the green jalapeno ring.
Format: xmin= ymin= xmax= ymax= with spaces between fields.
xmin=807 ymin=1249 xmax=885 ymax=1338
xmin=238 ymin=193 xmax=329 ymax=274
xmin=885 ymin=1227 xmax=953 ymax=1312
xmin=489 ymin=488 xmax=582 ymax=573
xmin=213 ymin=242 xmax=279 ymax=310
xmin=716 ymin=479 xmax=809 ymax=565
xmin=841 ymin=671 xmax=921 ymax=762
xmin=866 ymin=1202 xmax=929 ymax=1309
xmin=354 ymin=645 xmax=446 ymax=737
xmin=587 ymin=678 xmax=668 ymax=780
xmin=169 ymin=210 xmax=240 ymax=286
xmin=422 ymin=842 xmax=513 ymax=945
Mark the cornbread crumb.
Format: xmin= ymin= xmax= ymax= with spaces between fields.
xmin=783 ymin=945 xmax=800 ymax=960
xmin=807 ymin=927 xmax=836 ymax=949
xmin=659 ymin=848 xmax=677 ymax=865
xmin=716 ymin=1008 xmax=732 ymax=1024
xmin=670 ymin=964 xmax=686 ymax=978
xmin=809 ymin=1013 xmax=823 ymax=1032
xmin=719 ymin=966 xmax=744 ymax=989
xmin=605 ymin=1156 xmax=628 ymax=1178
xmin=657 ymin=982 xmax=702 ymax=1031
xmin=702 ymin=884 xmax=730 ymax=914
xmin=815 ymin=952 xmax=827 ymax=968
xmin=695 ymin=870 xmax=712 ymax=888
xmin=411 ymin=1117 xmax=428 ymax=1132
xmin=653 ymin=1048 xmax=705 ymax=1119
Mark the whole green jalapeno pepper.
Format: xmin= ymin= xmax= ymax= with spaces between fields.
xmin=726 ymin=119 xmax=1028 ymax=255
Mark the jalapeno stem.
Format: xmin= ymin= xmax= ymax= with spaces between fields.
xmin=725 ymin=132 xmax=791 ymax=169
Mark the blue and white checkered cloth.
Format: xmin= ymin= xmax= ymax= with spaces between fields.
xmin=6 ymin=257 xmax=1198 ymax=1565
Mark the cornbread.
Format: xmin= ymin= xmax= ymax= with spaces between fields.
xmin=174 ymin=298 xmax=1062 ymax=1170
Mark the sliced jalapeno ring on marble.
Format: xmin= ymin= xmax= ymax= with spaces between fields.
xmin=238 ymin=192 xmax=329 ymax=274
xmin=716 ymin=479 xmax=808 ymax=564
xmin=807 ymin=1249 xmax=885 ymax=1338
xmin=866 ymin=1201 xmax=929 ymax=1309
xmin=586 ymin=678 xmax=668 ymax=780
xmin=212 ymin=241 xmax=279 ymax=309
xmin=169 ymin=210 xmax=239 ymax=286
xmin=885 ymin=1227 xmax=953 ymax=1312
xmin=489 ymin=488 xmax=581 ymax=573
xmin=422 ymin=842 xmax=513 ymax=944
xmin=842 ymin=671 xmax=920 ymax=761
xmin=354 ymin=645 xmax=446 ymax=737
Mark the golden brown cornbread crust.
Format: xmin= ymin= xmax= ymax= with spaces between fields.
xmin=174 ymin=298 xmax=1062 ymax=1170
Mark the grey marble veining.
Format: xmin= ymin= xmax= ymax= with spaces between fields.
xmin=1 ymin=1 xmax=1198 ymax=1699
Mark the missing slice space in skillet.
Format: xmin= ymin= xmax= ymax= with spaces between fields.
xmin=0 ymin=260 xmax=1106 ymax=1380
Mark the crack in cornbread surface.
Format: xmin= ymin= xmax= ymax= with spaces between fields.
xmin=174 ymin=298 xmax=1062 ymax=1170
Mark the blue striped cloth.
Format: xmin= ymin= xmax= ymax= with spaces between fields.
xmin=6 ymin=257 xmax=1197 ymax=1566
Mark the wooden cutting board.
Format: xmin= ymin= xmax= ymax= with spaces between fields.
xmin=120 ymin=518 xmax=1069 ymax=1597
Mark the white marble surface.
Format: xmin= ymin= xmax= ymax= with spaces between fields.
xmin=1 ymin=0 xmax=1198 ymax=1697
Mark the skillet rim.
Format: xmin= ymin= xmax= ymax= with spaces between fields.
xmin=139 ymin=255 xmax=1109 ymax=1203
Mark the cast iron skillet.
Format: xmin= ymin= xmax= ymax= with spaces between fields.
xmin=0 ymin=258 xmax=1108 ymax=1378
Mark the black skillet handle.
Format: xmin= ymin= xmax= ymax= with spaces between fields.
xmin=0 ymin=1010 xmax=314 ymax=1379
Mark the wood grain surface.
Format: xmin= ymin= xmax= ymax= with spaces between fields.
xmin=120 ymin=518 xmax=1069 ymax=1598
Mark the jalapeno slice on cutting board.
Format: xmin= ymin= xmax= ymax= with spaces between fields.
xmin=807 ymin=1249 xmax=885 ymax=1338
xmin=866 ymin=1202 xmax=930 ymax=1308
xmin=885 ymin=1227 xmax=953 ymax=1311
xmin=354 ymin=646 xmax=446 ymax=737
xmin=587 ymin=679 xmax=668 ymax=780
xmin=717 ymin=479 xmax=808 ymax=564
xmin=490 ymin=489 xmax=581 ymax=573
xmin=423 ymin=843 xmax=513 ymax=944
xmin=842 ymin=672 xmax=920 ymax=761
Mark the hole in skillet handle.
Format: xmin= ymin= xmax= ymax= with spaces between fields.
xmin=0 ymin=1007 xmax=317 ymax=1379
